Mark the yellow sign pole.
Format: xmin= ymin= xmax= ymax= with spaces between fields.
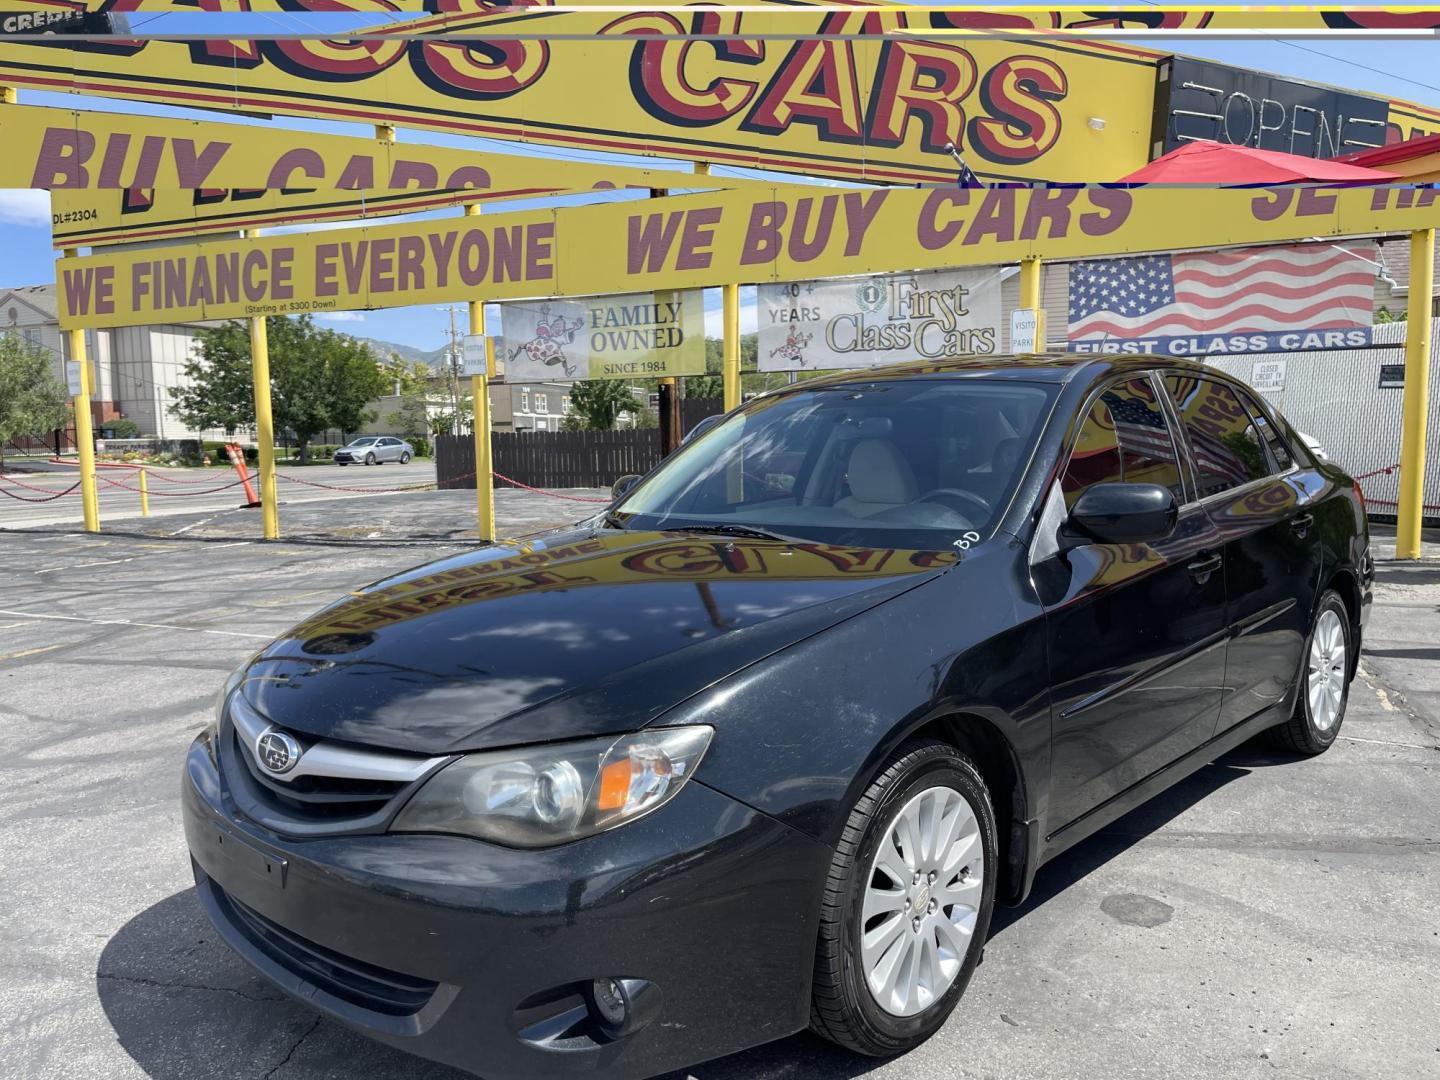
xmin=466 ymin=203 xmax=495 ymax=543
xmin=1018 ymin=255 xmax=1046 ymax=347
xmin=62 ymin=248 xmax=99 ymax=534
xmin=722 ymin=283 xmax=741 ymax=411
xmin=1395 ymin=227 xmax=1436 ymax=560
xmin=244 ymin=230 xmax=280 ymax=541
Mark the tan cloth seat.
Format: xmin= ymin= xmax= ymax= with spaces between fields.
xmin=835 ymin=439 xmax=919 ymax=518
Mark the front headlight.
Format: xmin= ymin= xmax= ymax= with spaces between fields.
xmin=391 ymin=726 xmax=713 ymax=847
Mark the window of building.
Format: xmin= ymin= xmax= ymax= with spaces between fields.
xmin=562 ymin=396 xmax=572 ymax=414
xmin=23 ymin=328 xmax=39 ymax=346
xmin=1062 ymin=377 xmax=1184 ymax=509
xmin=1164 ymin=376 xmax=1272 ymax=498
xmin=521 ymin=389 xmax=530 ymax=412
xmin=535 ymin=393 xmax=548 ymax=413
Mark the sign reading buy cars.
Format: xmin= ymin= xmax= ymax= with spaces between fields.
xmin=500 ymin=291 xmax=704 ymax=381
xmin=758 ymin=269 xmax=1001 ymax=372
xmin=55 ymin=186 xmax=1440 ymax=331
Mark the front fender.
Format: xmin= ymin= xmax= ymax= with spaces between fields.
xmin=662 ymin=543 xmax=1052 ymax=849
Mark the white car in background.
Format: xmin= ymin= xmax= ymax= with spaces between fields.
xmin=334 ymin=437 xmax=413 ymax=466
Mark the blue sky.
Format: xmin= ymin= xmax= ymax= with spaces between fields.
xmin=3 ymin=20 xmax=1438 ymax=355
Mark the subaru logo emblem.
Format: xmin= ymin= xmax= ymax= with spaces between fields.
xmin=256 ymin=728 xmax=302 ymax=776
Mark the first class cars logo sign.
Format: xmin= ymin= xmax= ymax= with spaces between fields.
xmin=758 ymin=268 xmax=1002 ymax=372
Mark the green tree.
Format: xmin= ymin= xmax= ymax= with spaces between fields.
xmin=169 ymin=315 xmax=387 ymax=463
xmin=0 ymin=333 xmax=68 ymax=467
xmin=1376 ymin=306 xmax=1407 ymax=324
xmin=566 ymin=379 xmax=637 ymax=430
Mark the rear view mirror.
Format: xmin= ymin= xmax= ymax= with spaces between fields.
xmin=1064 ymin=483 xmax=1178 ymax=547
xmin=612 ymin=474 xmax=641 ymax=501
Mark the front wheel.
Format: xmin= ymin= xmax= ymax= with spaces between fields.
xmin=1269 ymin=589 xmax=1351 ymax=755
xmin=811 ymin=740 xmax=997 ymax=1057
xmin=364 ymin=452 xmax=377 ymax=466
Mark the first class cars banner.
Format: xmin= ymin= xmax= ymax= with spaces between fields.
xmin=55 ymin=186 xmax=1440 ymax=330
xmin=500 ymin=290 xmax=705 ymax=381
xmin=758 ymin=269 xmax=1002 ymax=372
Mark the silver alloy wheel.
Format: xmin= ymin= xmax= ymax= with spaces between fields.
xmin=861 ymin=785 xmax=984 ymax=1018
xmin=1307 ymin=608 xmax=1347 ymax=732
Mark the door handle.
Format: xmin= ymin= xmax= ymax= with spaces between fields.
xmin=1290 ymin=513 xmax=1314 ymax=537
xmin=1186 ymin=552 xmax=1222 ymax=583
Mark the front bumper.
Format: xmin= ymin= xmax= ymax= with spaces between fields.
xmin=182 ymin=734 xmax=831 ymax=1079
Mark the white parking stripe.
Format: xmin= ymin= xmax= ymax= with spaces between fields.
xmin=0 ymin=608 xmax=274 ymax=640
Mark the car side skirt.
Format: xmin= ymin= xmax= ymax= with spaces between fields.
xmin=1026 ymin=696 xmax=1292 ymax=887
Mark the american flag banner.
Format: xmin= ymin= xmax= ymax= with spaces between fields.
xmin=1068 ymin=243 xmax=1377 ymax=357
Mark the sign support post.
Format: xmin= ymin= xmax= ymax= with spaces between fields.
xmin=244 ymin=230 xmax=280 ymax=541
xmin=722 ymin=283 xmax=741 ymax=411
xmin=1396 ymin=227 xmax=1436 ymax=560
xmin=466 ymin=204 xmax=495 ymax=543
xmin=62 ymin=250 xmax=98 ymax=533
xmin=1018 ymin=256 xmax=1045 ymax=348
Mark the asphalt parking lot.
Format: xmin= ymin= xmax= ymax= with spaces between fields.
xmin=1 ymin=502 xmax=1437 ymax=1080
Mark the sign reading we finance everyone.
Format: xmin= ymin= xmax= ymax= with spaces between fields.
xmin=56 ymin=186 xmax=1440 ymax=331
xmin=500 ymin=290 xmax=705 ymax=381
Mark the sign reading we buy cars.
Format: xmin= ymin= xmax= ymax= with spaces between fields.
xmin=56 ymin=187 xmax=1440 ymax=331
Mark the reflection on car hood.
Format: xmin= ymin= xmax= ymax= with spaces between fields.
xmin=239 ymin=528 xmax=956 ymax=754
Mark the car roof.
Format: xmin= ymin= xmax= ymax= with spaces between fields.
xmin=776 ymin=352 xmax=1215 ymax=390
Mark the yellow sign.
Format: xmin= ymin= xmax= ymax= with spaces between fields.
xmin=55 ymin=185 xmax=1440 ymax=331
xmin=0 ymin=4 xmax=1165 ymax=185
xmin=0 ymin=104 xmax=749 ymax=247
xmin=500 ymin=290 xmax=706 ymax=381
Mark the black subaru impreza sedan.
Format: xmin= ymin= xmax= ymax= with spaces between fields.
xmin=184 ymin=354 xmax=1370 ymax=1078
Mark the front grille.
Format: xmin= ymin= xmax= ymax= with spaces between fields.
xmin=234 ymin=732 xmax=405 ymax=818
xmin=220 ymin=699 xmax=450 ymax=836
xmin=217 ymin=884 xmax=438 ymax=1016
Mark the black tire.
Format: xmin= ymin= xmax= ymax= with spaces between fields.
xmin=364 ymin=452 xmax=376 ymax=466
xmin=810 ymin=739 xmax=998 ymax=1057
xmin=399 ymin=451 xmax=411 ymax=464
xmin=337 ymin=462 xmax=348 ymax=467
xmin=1269 ymin=589 xmax=1351 ymax=755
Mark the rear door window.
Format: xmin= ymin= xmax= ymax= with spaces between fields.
xmin=1164 ymin=375 xmax=1271 ymax=498
xmin=1236 ymin=390 xmax=1293 ymax=472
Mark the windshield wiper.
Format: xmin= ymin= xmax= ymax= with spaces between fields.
xmin=664 ymin=524 xmax=808 ymax=544
xmin=598 ymin=509 xmax=628 ymax=530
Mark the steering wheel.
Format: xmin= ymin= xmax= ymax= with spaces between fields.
xmin=916 ymin=487 xmax=992 ymax=521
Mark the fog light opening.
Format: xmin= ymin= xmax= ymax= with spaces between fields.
xmin=591 ymin=977 xmax=628 ymax=1028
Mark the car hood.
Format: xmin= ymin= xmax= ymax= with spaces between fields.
xmin=237 ymin=528 xmax=956 ymax=754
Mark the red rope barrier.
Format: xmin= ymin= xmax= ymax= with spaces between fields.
xmin=490 ymin=471 xmax=610 ymax=503
xmin=97 ymin=473 xmax=257 ymax=497
xmin=0 ymin=480 xmax=81 ymax=502
xmin=275 ymin=473 xmax=438 ymax=494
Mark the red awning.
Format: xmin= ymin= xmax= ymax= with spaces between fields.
xmin=1121 ymin=141 xmax=1400 ymax=184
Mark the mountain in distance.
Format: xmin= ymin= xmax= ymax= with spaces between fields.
xmin=355 ymin=337 xmax=450 ymax=369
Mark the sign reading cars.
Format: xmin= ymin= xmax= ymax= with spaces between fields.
xmin=499 ymin=290 xmax=705 ymax=382
xmin=758 ymin=268 xmax=1002 ymax=372
xmin=0 ymin=3 xmax=1161 ymax=184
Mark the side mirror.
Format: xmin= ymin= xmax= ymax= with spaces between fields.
xmin=1063 ymin=482 xmax=1178 ymax=548
xmin=611 ymin=474 xmax=641 ymax=501
xmin=681 ymin=414 xmax=722 ymax=446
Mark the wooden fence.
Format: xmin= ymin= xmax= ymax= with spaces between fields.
xmin=435 ymin=399 xmax=723 ymax=491
xmin=437 ymin=429 xmax=661 ymax=490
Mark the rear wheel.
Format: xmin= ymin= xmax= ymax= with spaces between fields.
xmin=811 ymin=740 xmax=997 ymax=1057
xmin=1269 ymin=589 xmax=1351 ymax=755
xmin=399 ymin=451 xmax=411 ymax=464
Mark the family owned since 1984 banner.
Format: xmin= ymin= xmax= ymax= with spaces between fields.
xmin=1068 ymin=242 xmax=1378 ymax=357
xmin=758 ymin=268 xmax=1003 ymax=372
xmin=500 ymin=290 xmax=705 ymax=381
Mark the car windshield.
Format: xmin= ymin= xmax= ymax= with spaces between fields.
xmin=348 ymin=438 xmax=379 ymax=446
xmin=613 ymin=378 xmax=1056 ymax=549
